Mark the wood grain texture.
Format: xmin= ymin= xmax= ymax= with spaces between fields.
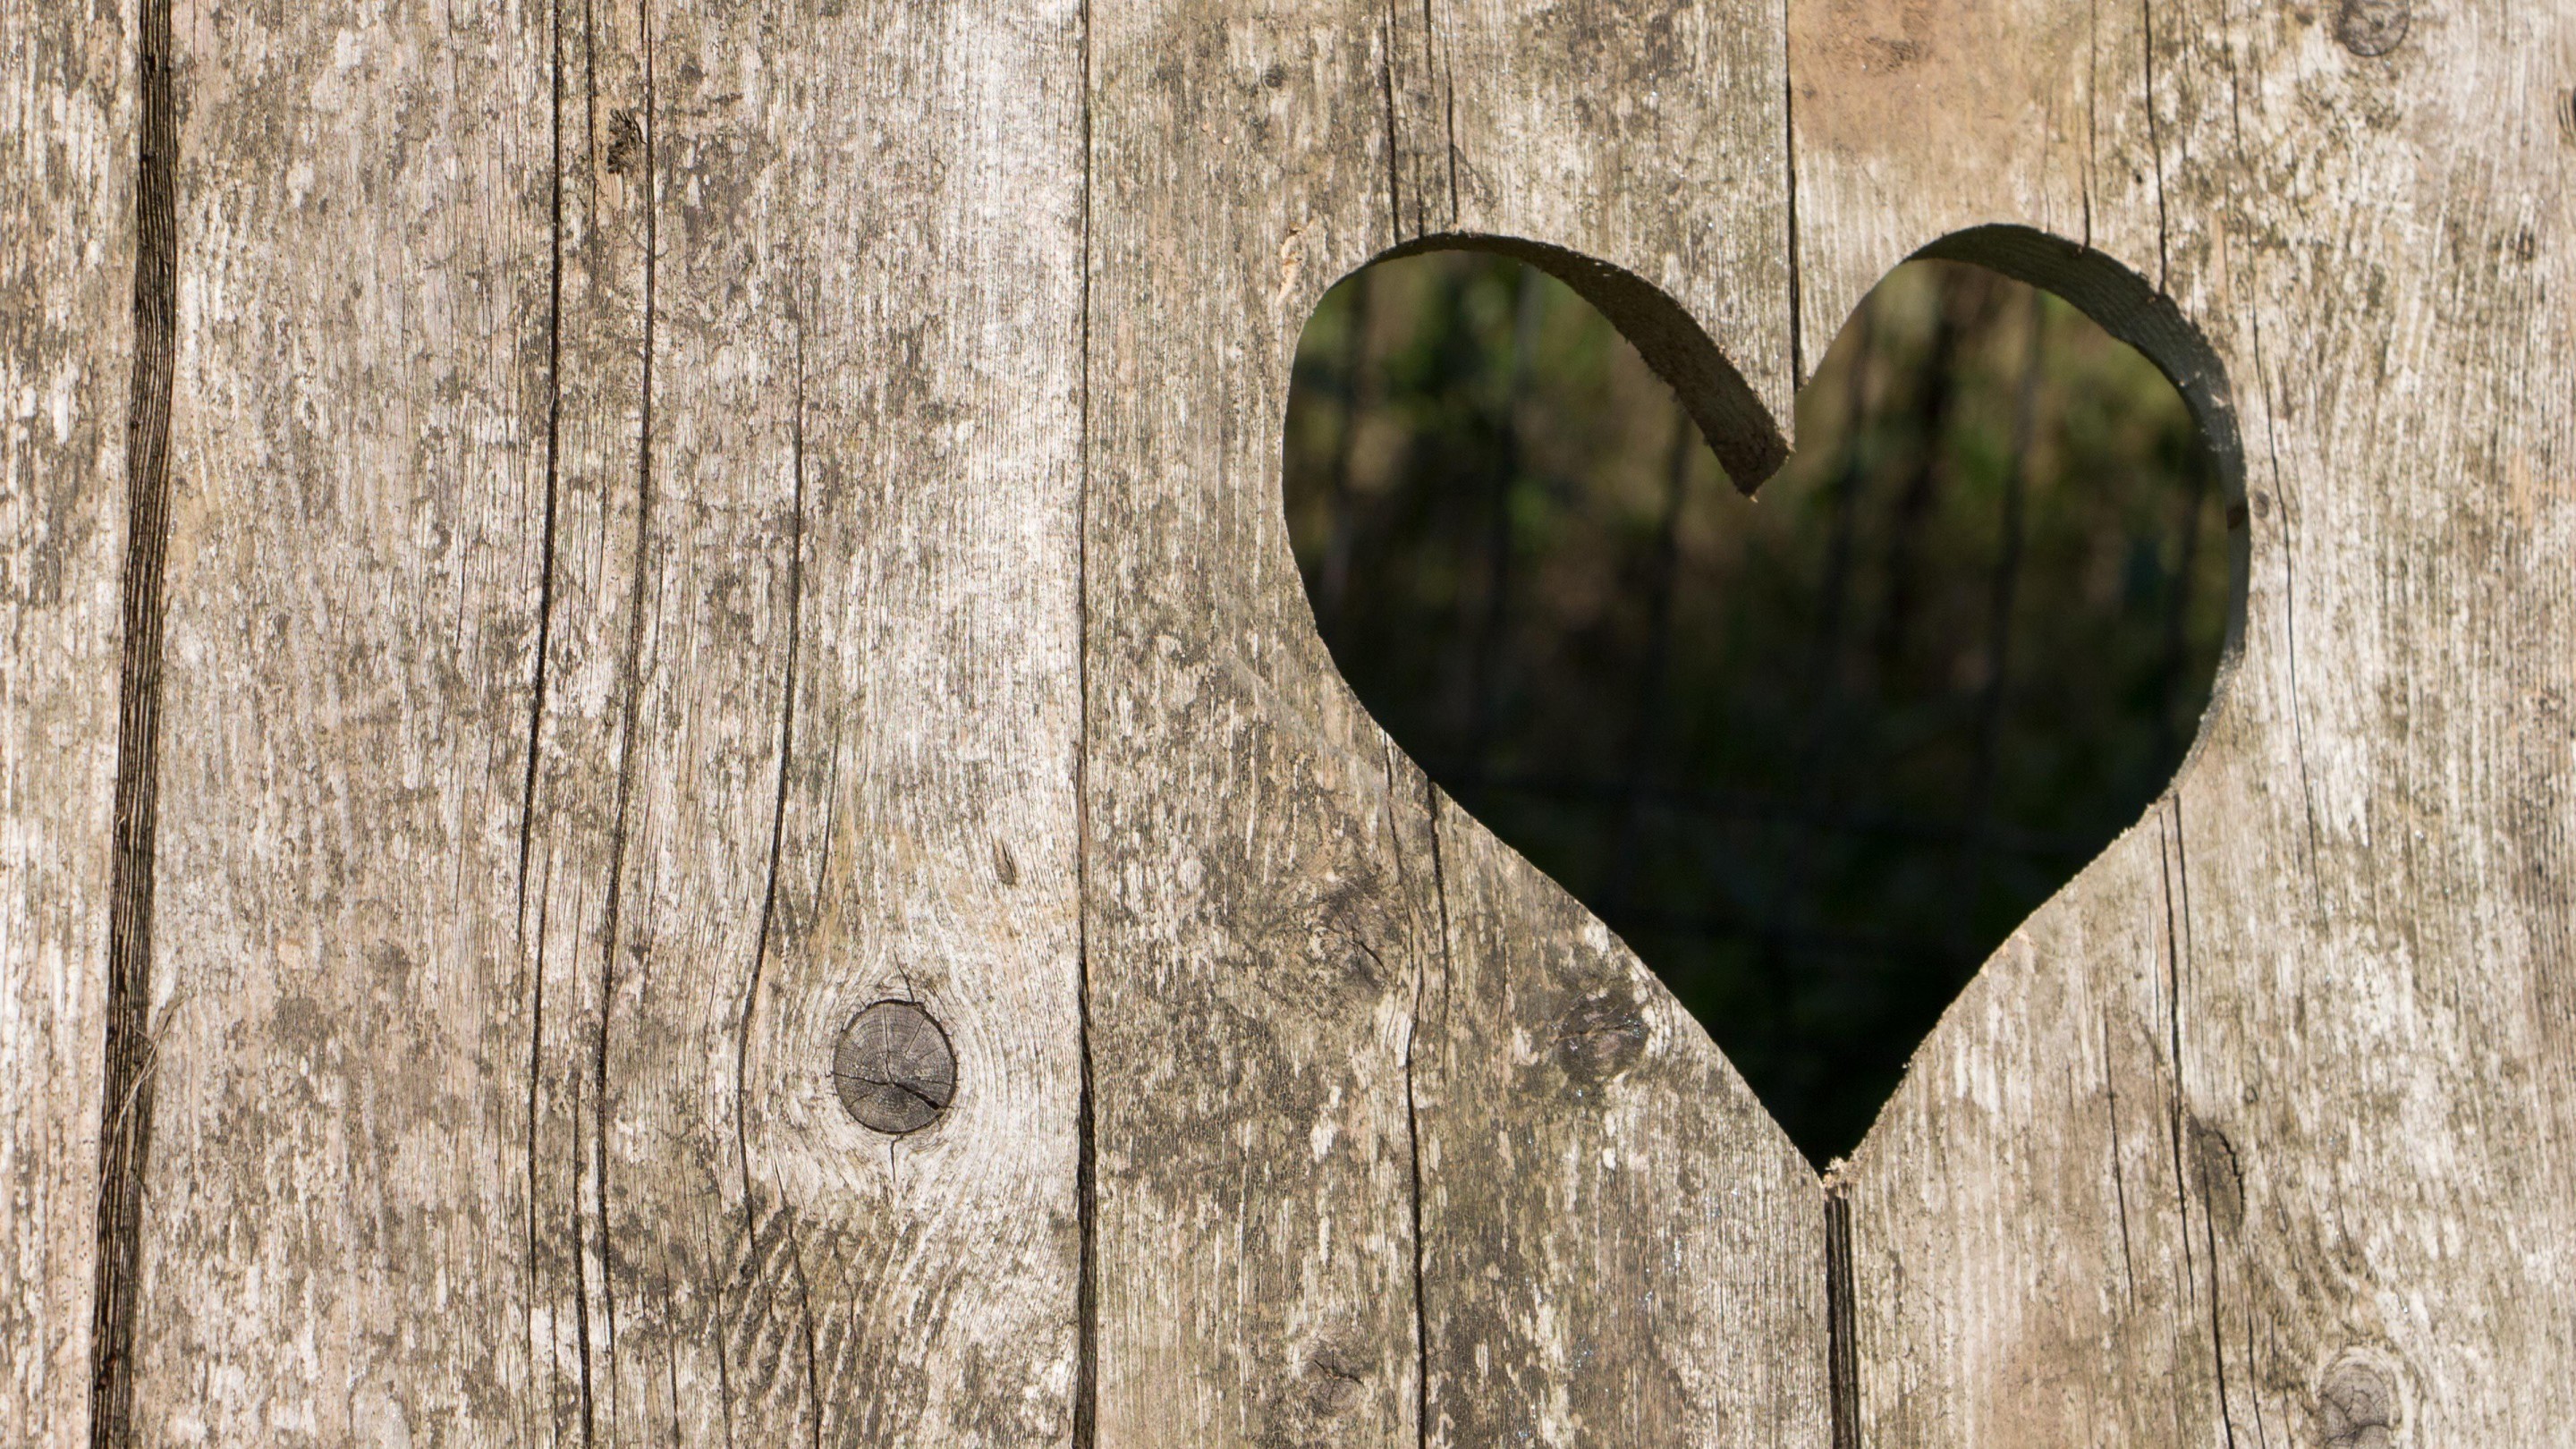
xmin=1410 ymin=2 xmax=1827 ymax=1443
xmin=706 ymin=0 xmax=1089 ymax=1439
xmin=1794 ymin=0 xmax=2576 ymax=1442
xmin=14 ymin=0 xmax=2566 ymax=1437
xmin=0 ymin=1 xmax=133 ymax=1443
xmin=130 ymin=0 xmax=552 ymax=1436
xmin=1437 ymin=0 xmax=1796 ymax=474
xmin=122 ymin=0 xmax=1083 ymax=1442
xmin=1086 ymin=0 xmax=1818 ymax=1445
xmin=1419 ymin=794 xmax=1826 ymax=1447
xmin=1085 ymin=9 xmax=1432 ymax=1441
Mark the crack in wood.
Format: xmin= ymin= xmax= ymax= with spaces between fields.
xmin=87 ymin=0 xmax=180 ymax=1436
xmin=1824 ymin=1172 xmax=1859 ymax=1449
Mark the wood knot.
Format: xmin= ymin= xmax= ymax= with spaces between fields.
xmin=834 ymin=1000 xmax=956 ymax=1135
xmin=2189 ymin=1117 xmax=2245 ymax=1237
xmin=605 ymin=106 xmax=644 ymax=175
xmin=1297 ymin=1343 xmax=1368 ymax=1417
xmin=2318 ymin=1356 xmax=2401 ymax=1448
xmin=1553 ymin=995 xmax=1648 ymax=1088
xmin=2334 ymin=0 xmax=2408 ymax=57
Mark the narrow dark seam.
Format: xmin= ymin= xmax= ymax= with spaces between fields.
xmin=809 ymin=747 xmax=843 ymax=919
xmin=1781 ymin=0 xmax=1803 ymax=392
xmin=571 ymin=1106 xmax=597 ymax=1446
xmin=2150 ymin=813 xmax=2200 ymax=1449
xmin=1822 ymin=1173 xmax=1859 ymax=1449
xmin=89 ymin=0 xmax=180 ymax=1436
xmin=518 ymin=0 xmax=570 ymax=940
xmin=864 ymin=1081 xmax=951 ymax=1117
xmin=2199 ymin=1157 xmax=2240 ymax=1447
xmin=2173 ymin=795 xmax=2238 ymax=1448
xmin=2080 ymin=0 xmax=2099 ymax=251
xmin=2172 ymin=792 xmax=2195 ymax=975
xmin=739 ymin=320 xmax=808 ymax=1238
xmin=1434 ymin=0 xmax=1458 ymax=225
xmin=2157 ymin=809 xmax=2190 ymax=1237
xmin=779 ymin=1203 xmax=826 ymax=1449
xmin=582 ymin=3 xmax=660 ymax=1429
xmin=2101 ymin=1009 xmax=2139 ymax=1306
xmin=2139 ymin=0 xmax=2170 ymax=291
xmin=1072 ymin=0 xmax=1099 ymax=1440
xmin=521 ymin=2 xmax=571 ymax=1428
xmin=1378 ymin=0 xmax=1404 ymax=242
xmin=1402 ymin=756 xmax=1438 ymax=1448
xmin=2247 ymin=306 xmax=2325 ymax=912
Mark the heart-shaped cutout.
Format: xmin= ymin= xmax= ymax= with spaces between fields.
xmin=1284 ymin=250 xmax=2226 ymax=1164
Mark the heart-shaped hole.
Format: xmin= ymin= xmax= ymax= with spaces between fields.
xmin=1284 ymin=249 xmax=2229 ymax=1165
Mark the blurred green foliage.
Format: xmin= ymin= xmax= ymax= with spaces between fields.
xmin=1284 ymin=252 xmax=2231 ymax=1164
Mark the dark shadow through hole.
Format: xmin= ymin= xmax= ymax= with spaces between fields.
xmin=1285 ymin=242 xmax=2237 ymax=1165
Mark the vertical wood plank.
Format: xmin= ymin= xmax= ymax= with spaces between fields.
xmin=1793 ymin=0 xmax=2576 ymax=1440
xmin=700 ymin=0 xmax=1089 ymax=1439
xmin=519 ymin=0 xmax=654 ymax=1433
xmin=124 ymin=0 xmax=1087 ymax=1442
xmin=1089 ymin=1 xmax=1821 ymax=1445
xmin=1086 ymin=5 xmax=1432 ymax=1439
xmin=128 ymin=0 xmax=553 ymax=1437
xmin=1790 ymin=0 xmax=2165 ymax=375
xmin=1421 ymin=797 xmax=1827 ymax=1448
xmin=0 ymin=1 xmax=134 ymax=1442
xmin=1441 ymin=0 xmax=1797 ymax=446
xmin=1410 ymin=1 xmax=1826 ymax=1442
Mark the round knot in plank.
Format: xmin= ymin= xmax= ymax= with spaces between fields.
xmin=2334 ymin=0 xmax=2408 ymax=56
xmin=834 ymin=1000 xmax=957 ymax=1135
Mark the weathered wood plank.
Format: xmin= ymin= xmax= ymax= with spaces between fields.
xmin=518 ymin=0 xmax=657 ymax=1434
xmin=1088 ymin=0 xmax=1820 ymax=1445
xmin=1789 ymin=0 xmax=2165 ymax=376
xmin=1086 ymin=10 xmax=1433 ymax=1440
xmin=706 ymin=0 xmax=1089 ymax=1438
xmin=1420 ymin=794 xmax=1827 ymax=1447
xmin=1405 ymin=2 xmax=1826 ymax=1443
xmin=126 ymin=0 xmax=1086 ymax=1442
xmin=127 ymin=0 xmax=553 ymax=1437
xmin=0 ymin=1 xmax=133 ymax=1442
xmin=1440 ymin=0 xmax=1797 ymax=462
xmin=1794 ymin=0 xmax=2576 ymax=1440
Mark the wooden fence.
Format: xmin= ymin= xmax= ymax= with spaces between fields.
xmin=5 ymin=0 xmax=2569 ymax=1441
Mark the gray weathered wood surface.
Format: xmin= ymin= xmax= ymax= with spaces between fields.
xmin=1793 ymin=0 xmax=2576 ymax=1442
xmin=112 ymin=0 xmax=1086 ymax=1442
xmin=5 ymin=0 xmax=2568 ymax=1442
xmin=1085 ymin=1 xmax=1817 ymax=1444
xmin=3 ymin=1 xmax=131 ymax=1441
